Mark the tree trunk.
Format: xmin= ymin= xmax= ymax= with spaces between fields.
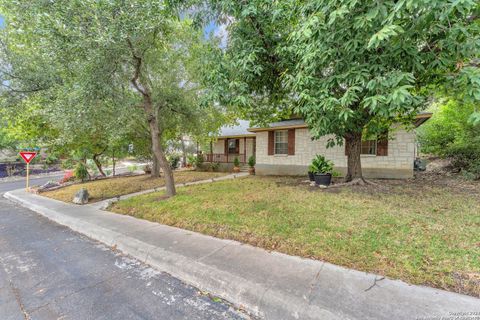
xmin=180 ymin=137 xmax=187 ymax=168
xmin=128 ymin=41 xmax=175 ymax=196
xmin=344 ymin=131 xmax=364 ymax=182
xmin=151 ymin=152 xmax=160 ymax=178
xmin=92 ymin=154 xmax=106 ymax=177
xmin=143 ymin=97 xmax=175 ymax=196
xmin=148 ymin=118 xmax=175 ymax=196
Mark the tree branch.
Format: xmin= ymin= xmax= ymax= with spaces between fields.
xmin=127 ymin=38 xmax=148 ymax=97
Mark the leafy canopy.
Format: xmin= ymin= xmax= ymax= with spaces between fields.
xmin=204 ymin=0 xmax=480 ymax=143
xmin=0 ymin=0 xmax=224 ymax=160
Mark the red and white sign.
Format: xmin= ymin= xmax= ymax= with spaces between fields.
xmin=19 ymin=151 xmax=37 ymax=164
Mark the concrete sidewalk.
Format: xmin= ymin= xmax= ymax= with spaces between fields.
xmin=4 ymin=188 xmax=479 ymax=319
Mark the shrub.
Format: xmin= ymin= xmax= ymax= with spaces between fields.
xmin=233 ymin=157 xmax=240 ymax=167
xmin=211 ymin=162 xmax=220 ymax=172
xmin=45 ymin=154 xmax=58 ymax=165
xmin=61 ymin=158 xmax=75 ymax=170
xmin=418 ymin=98 xmax=480 ymax=179
xmin=187 ymin=154 xmax=196 ymax=166
xmin=60 ymin=170 xmax=75 ymax=184
xmin=74 ymin=162 xmax=89 ymax=182
xmin=445 ymin=144 xmax=480 ymax=180
xmin=248 ymin=155 xmax=255 ymax=168
xmin=193 ymin=154 xmax=204 ymax=169
xmin=168 ymin=155 xmax=181 ymax=169
xmin=463 ymin=159 xmax=480 ymax=180
xmin=310 ymin=155 xmax=334 ymax=174
xmin=127 ymin=165 xmax=138 ymax=173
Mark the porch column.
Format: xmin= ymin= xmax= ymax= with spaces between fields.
xmin=244 ymin=137 xmax=247 ymax=163
xmin=210 ymin=140 xmax=213 ymax=162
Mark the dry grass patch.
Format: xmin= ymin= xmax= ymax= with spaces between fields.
xmin=110 ymin=176 xmax=480 ymax=297
xmin=42 ymin=171 xmax=228 ymax=203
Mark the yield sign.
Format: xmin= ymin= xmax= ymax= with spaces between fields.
xmin=19 ymin=151 xmax=37 ymax=164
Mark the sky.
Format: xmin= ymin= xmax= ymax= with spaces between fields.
xmin=0 ymin=14 xmax=226 ymax=46
xmin=204 ymin=21 xmax=228 ymax=48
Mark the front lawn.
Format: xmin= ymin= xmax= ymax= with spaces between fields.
xmin=109 ymin=176 xmax=480 ymax=297
xmin=42 ymin=171 xmax=228 ymax=203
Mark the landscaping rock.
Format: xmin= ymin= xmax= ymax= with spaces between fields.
xmin=72 ymin=188 xmax=89 ymax=205
xmin=39 ymin=181 xmax=61 ymax=191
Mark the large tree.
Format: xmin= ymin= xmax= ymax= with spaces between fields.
xmin=1 ymin=1 xmax=219 ymax=196
xmin=203 ymin=0 xmax=480 ymax=183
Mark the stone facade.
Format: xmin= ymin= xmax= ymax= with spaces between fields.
xmin=255 ymin=128 xmax=416 ymax=179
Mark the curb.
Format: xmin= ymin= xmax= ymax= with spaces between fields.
xmin=4 ymin=185 xmax=480 ymax=320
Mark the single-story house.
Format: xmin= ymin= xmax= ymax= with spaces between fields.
xmin=205 ymin=114 xmax=432 ymax=179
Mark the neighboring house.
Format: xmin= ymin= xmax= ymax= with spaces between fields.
xmin=205 ymin=114 xmax=432 ymax=178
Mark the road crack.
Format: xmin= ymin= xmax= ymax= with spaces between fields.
xmin=9 ymin=280 xmax=31 ymax=320
xmin=364 ymin=276 xmax=385 ymax=292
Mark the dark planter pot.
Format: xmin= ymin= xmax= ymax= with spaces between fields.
xmin=314 ymin=173 xmax=332 ymax=186
xmin=308 ymin=171 xmax=315 ymax=181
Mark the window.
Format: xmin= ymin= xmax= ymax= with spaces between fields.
xmin=274 ymin=130 xmax=289 ymax=155
xmin=361 ymin=140 xmax=377 ymax=155
xmin=228 ymin=139 xmax=237 ymax=154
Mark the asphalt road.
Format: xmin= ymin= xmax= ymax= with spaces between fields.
xmin=0 ymin=175 xmax=64 ymax=194
xmin=0 ymin=180 xmax=249 ymax=320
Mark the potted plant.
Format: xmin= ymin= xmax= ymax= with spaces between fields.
xmin=233 ymin=156 xmax=241 ymax=173
xmin=310 ymin=155 xmax=334 ymax=186
xmin=247 ymin=155 xmax=255 ymax=175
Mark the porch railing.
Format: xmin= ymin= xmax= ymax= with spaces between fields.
xmin=204 ymin=153 xmax=246 ymax=163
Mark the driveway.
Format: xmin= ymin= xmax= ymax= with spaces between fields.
xmin=0 ymin=180 xmax=249 ymax=320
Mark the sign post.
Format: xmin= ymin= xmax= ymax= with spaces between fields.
xmin=19 ymin=151 xmax=37 ymax=191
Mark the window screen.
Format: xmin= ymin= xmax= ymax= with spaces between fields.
xmin=274 ymin=130 xmax=288 ymax=155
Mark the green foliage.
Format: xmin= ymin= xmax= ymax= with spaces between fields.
xmin=332 ymin=170 xmax=342 ymax=178
xmin=187 ymin=154 xmax=197 ymax=166
xmin=0 ymin=0 xmax=225 ymax=187
xmin=44 ymin=154 xmax=58 ymax=165
xmin=247 ymin=155 xmax=255 ymax=168
xmin=310 ymin=155 xmax=334 ymax=174
xmin=203 ymin=0 xmax=480 ymax=178
xmin=194 ymin=154 xmax=204 ymax=168
xmin=168 ymin=155 xmax=181 ymax=169
xmin=74 ymin=162 xmax=89 ymax=182
xmin=211 ymin=162 xmax=220 ymax=172
xmin=463 ymin=159 xmax=480 ymax=180
xmin=61 ymin=158 xmax=75 ymax=170
xmin=127 ymin=165 xmax=138 ymax=173
xmin=418 ymin=98 xmax=480 ymax=179
xmin=233 ymin=156 xmax=240 ymax=167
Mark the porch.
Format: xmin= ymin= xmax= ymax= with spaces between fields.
xmin=205 ymin=136 xmax=256 ymax=163
xmin=204 ymin=153 xmax=247 ymax=163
